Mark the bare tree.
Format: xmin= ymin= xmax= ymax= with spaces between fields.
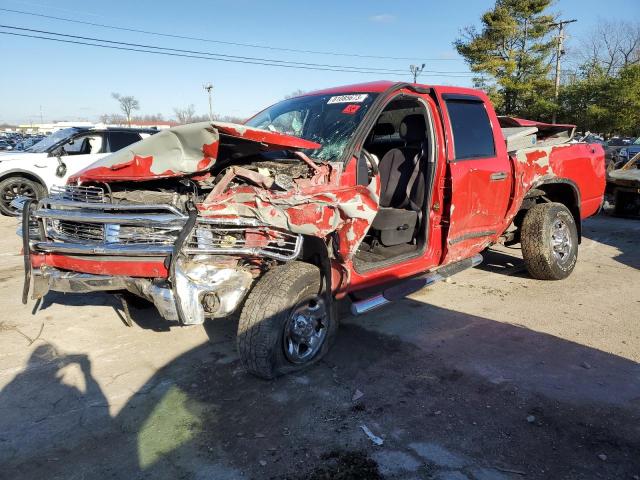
xmin=284 ymin=89 xmax=306 ymax=100
xmin=576 ymin=20 xmax=640 ymax=76
xmin=173 ymin=104 xmax=196 ymax=124
xmin=111 ymin=93 xmax=140 ymax=126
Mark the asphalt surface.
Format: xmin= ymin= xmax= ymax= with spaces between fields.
xmin=0 ymin=212 xmax=639 ymax=480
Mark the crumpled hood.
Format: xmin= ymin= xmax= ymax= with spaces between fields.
xmin=70 ymin=121 xmax=321 ymax=183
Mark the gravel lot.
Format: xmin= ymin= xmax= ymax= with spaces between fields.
xmin=0 ymin=212 xmax=638 ymax=480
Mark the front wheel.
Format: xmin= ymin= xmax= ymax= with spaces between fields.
xmin=0 ymin=176 xmax=46 ymax=216
xmin=521 ymin=202 xmax=579 ymax=280
xmin=237 ymin=262 xmax=338 ymax=379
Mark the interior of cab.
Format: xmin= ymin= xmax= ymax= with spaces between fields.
xmin=62 ymin=134 xmax=104 ymax=155
xmin=354 ymin=95 xmax=434 ymax=269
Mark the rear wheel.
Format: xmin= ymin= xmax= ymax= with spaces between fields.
xmin=237 ymin=261 xmax=338 ymax=379
xmin=0 ymin=177 xmax=46 ymax=216
xmin=521 ymin=202 xmax=578 ymax=280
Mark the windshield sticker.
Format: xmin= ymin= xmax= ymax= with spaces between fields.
xmin=328 ymin=94 xmax=369 ymax=104
xmin=342 ymin=104 xmax=361 ymax=115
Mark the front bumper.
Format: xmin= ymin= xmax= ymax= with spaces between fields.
xmin=31 ymin=262 xmax=252 ymax=325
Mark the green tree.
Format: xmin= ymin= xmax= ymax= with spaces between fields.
xmin=608 ymin=64 xmax=640 ymax=136
xmin=557 ymin=62 xmax=611 ymax=133
xmin=454 ymin=0 xmax=557 ymax=119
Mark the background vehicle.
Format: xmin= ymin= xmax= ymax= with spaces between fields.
xmin=615 ymin=137 xmax=640 ymax=169
xmin=18 ymin=81 xmax=605 ymax=378
xmin=0 ymin=127 xmax=156 ymax=215
xmin=607 ymin=152 xmax=640 ymax=216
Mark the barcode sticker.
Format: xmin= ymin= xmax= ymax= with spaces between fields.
xmin=327 ymin=94 xmax=369 ymax=104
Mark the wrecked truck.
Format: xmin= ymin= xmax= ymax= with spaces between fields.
xmin=17 ymin=82 xmax=606 ymax=378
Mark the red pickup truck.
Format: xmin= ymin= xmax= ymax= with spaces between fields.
xmin=18 ymin=81 xmax=605 ymax=378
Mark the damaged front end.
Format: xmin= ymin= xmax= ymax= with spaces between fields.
xmin=20 ymin=118 xmax=377 ymax=326
xmin=22 ymin=185 xmax=305 ymax=325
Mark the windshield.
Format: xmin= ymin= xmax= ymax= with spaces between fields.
xmin=245 ymin=93 xmax=378 ymax=161
xmin=27 ymin=128 xmax=81 ymax=153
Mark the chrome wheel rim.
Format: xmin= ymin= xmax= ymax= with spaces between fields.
xmin=551 ymin=217 xmax=572 ymax=263
xmin=283 ymin=296 xmax=328 ymax=364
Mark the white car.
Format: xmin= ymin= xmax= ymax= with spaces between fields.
xmin=0 ymin=127 xmax=156 ymax=215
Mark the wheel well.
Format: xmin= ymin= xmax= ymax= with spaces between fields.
xmin=0 ymin=171 xmax=46 ymax=189
xmin=299 ymin=235 xmax=332 ymax=293
xmin=520 ymin=182 xmax=582 ymax=242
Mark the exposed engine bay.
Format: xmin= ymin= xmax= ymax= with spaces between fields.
xmin=84 ymin=152 xmax=329 ymax=214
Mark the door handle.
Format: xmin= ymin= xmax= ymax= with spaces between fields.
xmin=490 ymin=171 xmax=508 ymax=181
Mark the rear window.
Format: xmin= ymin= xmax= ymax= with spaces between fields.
xmin=108 ymin=132 xmax=142 ymax=152
xmin=446 ymin=100 xmax=495 ymax=160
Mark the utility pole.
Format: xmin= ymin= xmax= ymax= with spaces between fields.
xmin=550 ymin=19 xmax=577 ymax=124
xmin=203 ymin=83 xmax=214 ymax=121
xmin=410 ymin=64 xmax=426 ymax=84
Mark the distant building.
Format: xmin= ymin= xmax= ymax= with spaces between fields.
xmin=17 ymin=122 xmax=94 ymax=134
xmin=16 ymin=120 xmax=178 ymax=134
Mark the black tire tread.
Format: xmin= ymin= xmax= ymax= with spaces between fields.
xmin=237 ymin=262 xmax=325 ymax=379
xmin=521 ymin=202 xmax=577 ymax=280
xmin=0 ymin=176 xmax=46 ymax=216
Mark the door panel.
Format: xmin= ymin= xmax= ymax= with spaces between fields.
xmin=55 ymin=134 xmax=108 ymax=185
xmin=436 ymin=91 xmax=512 ymax=261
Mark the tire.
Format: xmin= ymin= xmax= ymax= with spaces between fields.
xmin=0 ymin=176 xmax=46 ymax=216
xmin=237 ymin=261 xmax=338 ymax=379
xmin=521 ymin=202 xmax=579 ymax=280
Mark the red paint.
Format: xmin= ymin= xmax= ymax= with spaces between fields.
xmin=32 ymin=254 xmax=168 ymax=278
xmin=213 ymin=122 xmax=321 ymax=150
xmin=70 ymin=155 xmax=177 ymax=183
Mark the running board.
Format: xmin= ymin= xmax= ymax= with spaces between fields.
xmin=350 ymin=254 xmax=483 ymax=315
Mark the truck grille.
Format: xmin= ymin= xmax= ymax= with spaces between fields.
xmin=49 ymin=185 xmax=105 ymax=203
xmin=29 ymin=197 xmax=302 ymax=261
xmin=49 ymin=220 xmax=181 ymax=245
xmin=52 ymin=220 xmax=104 ymax=242
xmin=184 ymin=222 xmax=302 ymax=261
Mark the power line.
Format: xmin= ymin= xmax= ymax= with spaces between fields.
xmin=0 ymin=24 xmax=467 ymax=75
xmin=0 ymin=7 xmax=464 ymax=62
xmin=0 ymin=26 xmax=477 ymax=77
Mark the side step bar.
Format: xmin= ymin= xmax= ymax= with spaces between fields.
xmin=350 ymin=254 xmax=483 ymax=315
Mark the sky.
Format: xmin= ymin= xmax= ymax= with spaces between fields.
xmin=0 ymin=0 xmax=638 ymax=125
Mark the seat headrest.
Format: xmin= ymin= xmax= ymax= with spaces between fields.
xmin=399 ymin=114 xmax=427 ymax=143
xmin=374 ymin=122 xmax=395 ymax=136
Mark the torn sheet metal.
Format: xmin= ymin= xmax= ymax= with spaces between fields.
xmin=70 ymin=121 xmax=321 ymax=183
xmin=200 ymin=162 xmax=380 ymax=260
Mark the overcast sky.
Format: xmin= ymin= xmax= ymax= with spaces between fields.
xmin=0 ymin=0 xmax=638 ymax=124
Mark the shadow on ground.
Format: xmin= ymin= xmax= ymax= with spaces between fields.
xmin=1 ymin=296 xmax=639 ymax=480
xmin=582 ymin=213 xmax=640 ymax=270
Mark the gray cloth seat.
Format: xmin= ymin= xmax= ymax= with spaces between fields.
xmin=371 ymin=114 xmax=428 ymax=246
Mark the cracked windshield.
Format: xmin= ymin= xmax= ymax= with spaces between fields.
xmin=245 ymin=93 xmax=378 ymax=161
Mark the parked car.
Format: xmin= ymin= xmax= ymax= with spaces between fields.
xmin=0 ymin=127 xmax=156 ymax=215
xmin=0 ymin=140 xmax=14 ymax=151
xmin=604 ymin=137 xmax=634 ymax=167
xmin=17 ymin=81 xmax=605 ymax=378
xmin=615 ymin=137 xmax=640 ymax=168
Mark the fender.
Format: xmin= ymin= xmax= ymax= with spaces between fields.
xmin=0 ymin=168 xmax=48 ymax=188
xmin=526 ymin=177 xmax=582 ymax=240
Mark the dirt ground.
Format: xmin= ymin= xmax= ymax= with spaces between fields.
xmin=0 ymin=212 xmax=639 ymax=480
